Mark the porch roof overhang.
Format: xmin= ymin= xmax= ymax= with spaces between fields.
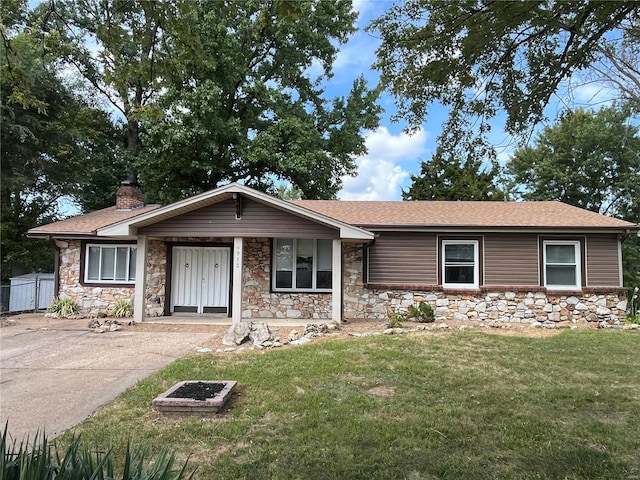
xmin=97 ymin=183 xmax=374 ymax=241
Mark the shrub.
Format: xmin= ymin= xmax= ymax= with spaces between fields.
xmin=625 ymin=314 xmax=640 ymax=325
xmin=110 ymin=298 xmax=133 ymax=318
xmin=387 ymin=311 xmax=405 ymax=328
xmin=628 ymin=286 xmax=639 ymax=318
xmin=406 ymin=302 xmax=435 ymax=323
xmin=1 ymin=423 xmax=195 ymax=480
xmin=47 ymin=297 xmax=79 ymax=317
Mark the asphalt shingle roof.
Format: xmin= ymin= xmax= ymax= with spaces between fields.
xmin=292 ymin=200 xmax=636 ymax=229
xmin=28 ymin=205 xmax=160 ymax=236
xmin=28 ymin=198 xmax=636 ymax=237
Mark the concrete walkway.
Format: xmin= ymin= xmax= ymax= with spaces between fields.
xmin=0 ymin=314 xmax=216 ymax=441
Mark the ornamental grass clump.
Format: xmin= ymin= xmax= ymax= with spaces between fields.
xmin=47 ymin=297 xmax=79 ymax=317
xmin=1 ymin=423 xmax=194 ymax=480
xmin=110 ymin=299 xmax=133 ymax=318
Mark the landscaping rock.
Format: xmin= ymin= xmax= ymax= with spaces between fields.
xmin=222 ymin=322 xmax=252 ymax=346
xmin=325 ymin=321 xmax=340 ymax=331
xmin=221 ymin=322 xmax=273 ymax=348
xmin=288 ymin=329 xmax=300 ymax=341
xmin=304 ymin=323 xmax=323 ymax=337
xmin=383 ymin=328 xmax=403 ymax=335
xmin=249 ymin=322 xmax=272 ymax=347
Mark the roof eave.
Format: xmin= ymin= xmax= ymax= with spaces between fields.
xmin=358 ymin=224 xmax=636 ymax=233
xmin=27 ymin=231 xmax=96 ymax=239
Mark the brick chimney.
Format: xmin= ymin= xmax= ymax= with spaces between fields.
xmin=116 ymin=173 xmax=145 ymax=211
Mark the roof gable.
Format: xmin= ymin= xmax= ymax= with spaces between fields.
xmin=137 ymin=197 xmax=340 ymax=238
xmin=97 ymin=183 xmax=374 ymax=240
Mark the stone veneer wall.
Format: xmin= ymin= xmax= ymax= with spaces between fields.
xmin=144 ymin=240 xmax=166 ymax=316
xmin=343 ymin=243 xmax=368 ymax=320
xmin=58 ymin=237 xmax=627 ymax=324
xmin=242 ymin=238 xmax=332 ymax=320
xmin=57 ymin=239 xmax=166 ymax=316
xmin=341 ymin=242 xmax=627 ymax=325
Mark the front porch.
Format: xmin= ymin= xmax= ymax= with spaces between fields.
xmin=133 ymin=236 xmax=344 ymax=324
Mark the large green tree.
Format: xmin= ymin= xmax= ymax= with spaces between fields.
xmin=507 ymin=105 xmax=640 ymax=312
xmin=140 ymin=0 xmax=380 ymax=202
xmin=50 ymin=0 xmax=175 ymax=160
xmin=1 ymin=1 xmax=123 ymax=279
xmin=369 ymin=1 xmax=639 ymax=159
xmin=403 ymin=151 xmax=504 ymax=201
xmin=507 ymin=106 xmax=640 ymax=218
xmin=49 ymin=0 xmax=380 ymax=203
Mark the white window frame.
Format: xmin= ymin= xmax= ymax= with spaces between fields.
xmin=441 ymin=239 xmax=479 ymax=289
xmin=272 ymin=238 xmax=332 ymax=292
xmin=543 ymin=240 xmax=581 ymax=290
xmin=84 ymin=244 xmax=137 ymax=284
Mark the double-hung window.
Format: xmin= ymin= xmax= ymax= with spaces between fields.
xmin=85 ymin=244 xmax=137 ymax=284
xmin=543 ymin=240 xmax=581 ymax=290
xmin=441 ymin=240 xmax=479 ymax=289
xmin=273 ymin=238 xmax=332 ymax=291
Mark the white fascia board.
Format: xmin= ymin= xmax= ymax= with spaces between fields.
xmin=339 ymin=226 xmax=374 ymax=240
xmin=97 ymin=182 xmax=374 ymax=241
xmin=97 ymin=224 xmax=136 ymax=237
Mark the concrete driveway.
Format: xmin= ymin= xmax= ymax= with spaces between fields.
xmin=0 ymin=314 xmax=217 ymax=441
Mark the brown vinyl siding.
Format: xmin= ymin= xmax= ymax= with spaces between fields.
xmin=368 ymin=232 xmax=437 ymax=284
xmin=586 ymin=234 xmax=621 ymax=287
xmin=139 ymin=198 xmax=338 ymax=238
xmin=484 ymin=233 xmax=539 ymax=286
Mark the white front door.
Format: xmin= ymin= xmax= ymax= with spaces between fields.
xmin=171 ymin=247 xmax=230 ymax=314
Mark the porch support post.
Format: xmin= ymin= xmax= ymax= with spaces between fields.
xmin=232 ymin=237 xmax=243 ymax=324
xmin=332 ymin=239 xmax=342 ymax=323
xmin=133 ymin=235 xmax=148 ymax=323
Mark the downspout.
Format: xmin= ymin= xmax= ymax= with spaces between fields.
xmin=362 ymin=236 xmax=377 ymax=285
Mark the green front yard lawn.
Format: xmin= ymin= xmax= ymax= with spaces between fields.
xmin=65 ymin=329 xmax=640 ymax=479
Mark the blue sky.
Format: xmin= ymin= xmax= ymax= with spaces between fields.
xmin=332 ymin=0 xmax=617 ymax=201
xmin=331 ymin=0 xmax=430 ymax=201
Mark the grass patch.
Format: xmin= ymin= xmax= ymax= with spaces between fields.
xmin=61 ymin=330 xmax=640 ymax=479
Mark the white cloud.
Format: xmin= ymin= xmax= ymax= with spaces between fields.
xmin=351 ymin=0 xmax=372 ymax=17
xmin=333 ymin=39 xmax=378 ymax=75
xmin=339 ymin=127 xmax=428 ymax=200
xmin=572 ymin=83 xmax=617 ymax=106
